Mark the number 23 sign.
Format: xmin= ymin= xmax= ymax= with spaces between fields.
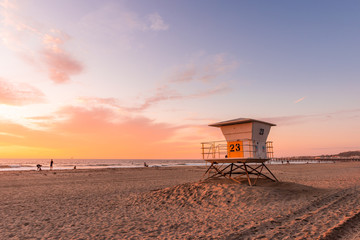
xmin=227 ymin=141 xmax=244 ymax=158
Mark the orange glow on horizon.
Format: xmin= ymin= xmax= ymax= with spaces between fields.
xmin=1 ymin=112 xmax=359 ymax=159
xmin=0 ymin=106 xmax=223 ymax=159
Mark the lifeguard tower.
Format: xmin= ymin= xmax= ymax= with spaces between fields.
xmin=201 ymin=118 xmax=278 ymax=185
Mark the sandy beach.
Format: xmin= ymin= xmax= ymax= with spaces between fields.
xmin=1 ymin=162 xmax=360 ymax=239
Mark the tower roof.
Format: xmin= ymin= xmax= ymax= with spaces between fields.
xmin=209 ymin=118 xmax=276 ymax=127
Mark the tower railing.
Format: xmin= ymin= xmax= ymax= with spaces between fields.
xmin=201 ymin=139 xmax=273 ymax=160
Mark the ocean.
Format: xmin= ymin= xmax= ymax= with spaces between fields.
xmin=0 ymin=158 xmax=206 ymax=171
xmin=0 ymin=158 xmax=337 ymax=172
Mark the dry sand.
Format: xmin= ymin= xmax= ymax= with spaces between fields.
xmin=0 ymin=162 xmax=360 ymax=239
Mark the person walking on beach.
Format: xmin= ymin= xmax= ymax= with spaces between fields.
xmin=50 ymin=159 xmax=53 ymax=170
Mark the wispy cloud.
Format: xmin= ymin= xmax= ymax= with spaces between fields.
xmin=148 ymin=13 xmax=169 ymax=31
xmin=0 ymin=78 xmax=45 ymax=105
xmin=263 ymin=108 xmax=360 ymax=126
xmin=0 ymin=131 xmax=24 ymax=138
xmin=262 ymin=115 xmax=313 ymax=126
xmin=78 ymin=83 xmax=229 ymax=113
xmin=171 ymin=53 xmax=238 ymax=83
xmin=78 ymin=2 xmax=169 ymax=50
xmin=77 ymin=97 xmax=120 ymax=108
xmin=0 ymin=1 xmax=83 ymax=83
xmin=79 ymin=3 xmax=144 ymax=33
xmin=76 ymin=53 xmax=234 ymax=113
xmin=79 ymin=3 xmax=169 ymax=33
xmin=191 ymin=83 xmax=230 ymax=98
xmin=294 ymin=96 xmax=306 ymax=104
xmin=0 ymin=0 xmax=15 ymax=9
xmin=172 ymin=66 xmax=197 ymax=82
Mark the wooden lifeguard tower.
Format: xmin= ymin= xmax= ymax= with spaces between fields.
xmin=201 ymin=118 xmax=278 ymax=185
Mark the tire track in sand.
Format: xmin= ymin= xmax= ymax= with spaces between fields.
xmin=226 ymin=187 xmax=360 ymax=240
xmin=319 ymin=208 xmax=360 ymax=240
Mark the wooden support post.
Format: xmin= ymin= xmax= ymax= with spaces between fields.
xmin=202 ymin=160 xmax=279 ymax=186
xmin=253 ymin=164 xmax=263 ymax=185
xmin=243 ymin=163 xmax=252 ymax=186
xmin=262 ymin=163 xmax=279 ymax=182
xmin=202 ymin=162 xmax=214 ymax=178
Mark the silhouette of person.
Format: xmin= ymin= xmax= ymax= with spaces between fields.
xmin=50 ymin=159 xmax=53 ymax=170
xmin=37 ymin=164 xmax=42 ymax=171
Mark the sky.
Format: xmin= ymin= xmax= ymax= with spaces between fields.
xmin=0 ymin=0 xmax=359 ymax=159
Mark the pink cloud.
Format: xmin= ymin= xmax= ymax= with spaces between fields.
xmin=130 ymin=86 xmax=181 ymax=111
xmin=56 ymin=106 xmax=175 ymax=134
xmin=44 ymin=105 xmax=192 ymax=158
xmin=190 ymin=84 xmax=230 ymax=98
xmin=78 ymin=97 xmax=121 ymax=109
xmin=0 ymin=78 xmax=45 ymax=105
xmin=41 ymin=48 xmax=83 ymax=83
xmin=0 ymin=3 xmax=83 ymax=83
xmin=0 ymin=104 xmax=207 ymax=158
xmin=172 ymin=66 xmax=197 ymax=82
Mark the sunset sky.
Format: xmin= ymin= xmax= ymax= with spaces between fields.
xmin=0 ymin=0 xmax=359 ymax=159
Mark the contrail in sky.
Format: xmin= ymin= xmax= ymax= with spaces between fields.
xmin=294 ymin=96 xmax=306 ymax=104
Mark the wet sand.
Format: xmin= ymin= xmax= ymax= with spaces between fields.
xmin=0 ymin=162 xmax=360 ymax=239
